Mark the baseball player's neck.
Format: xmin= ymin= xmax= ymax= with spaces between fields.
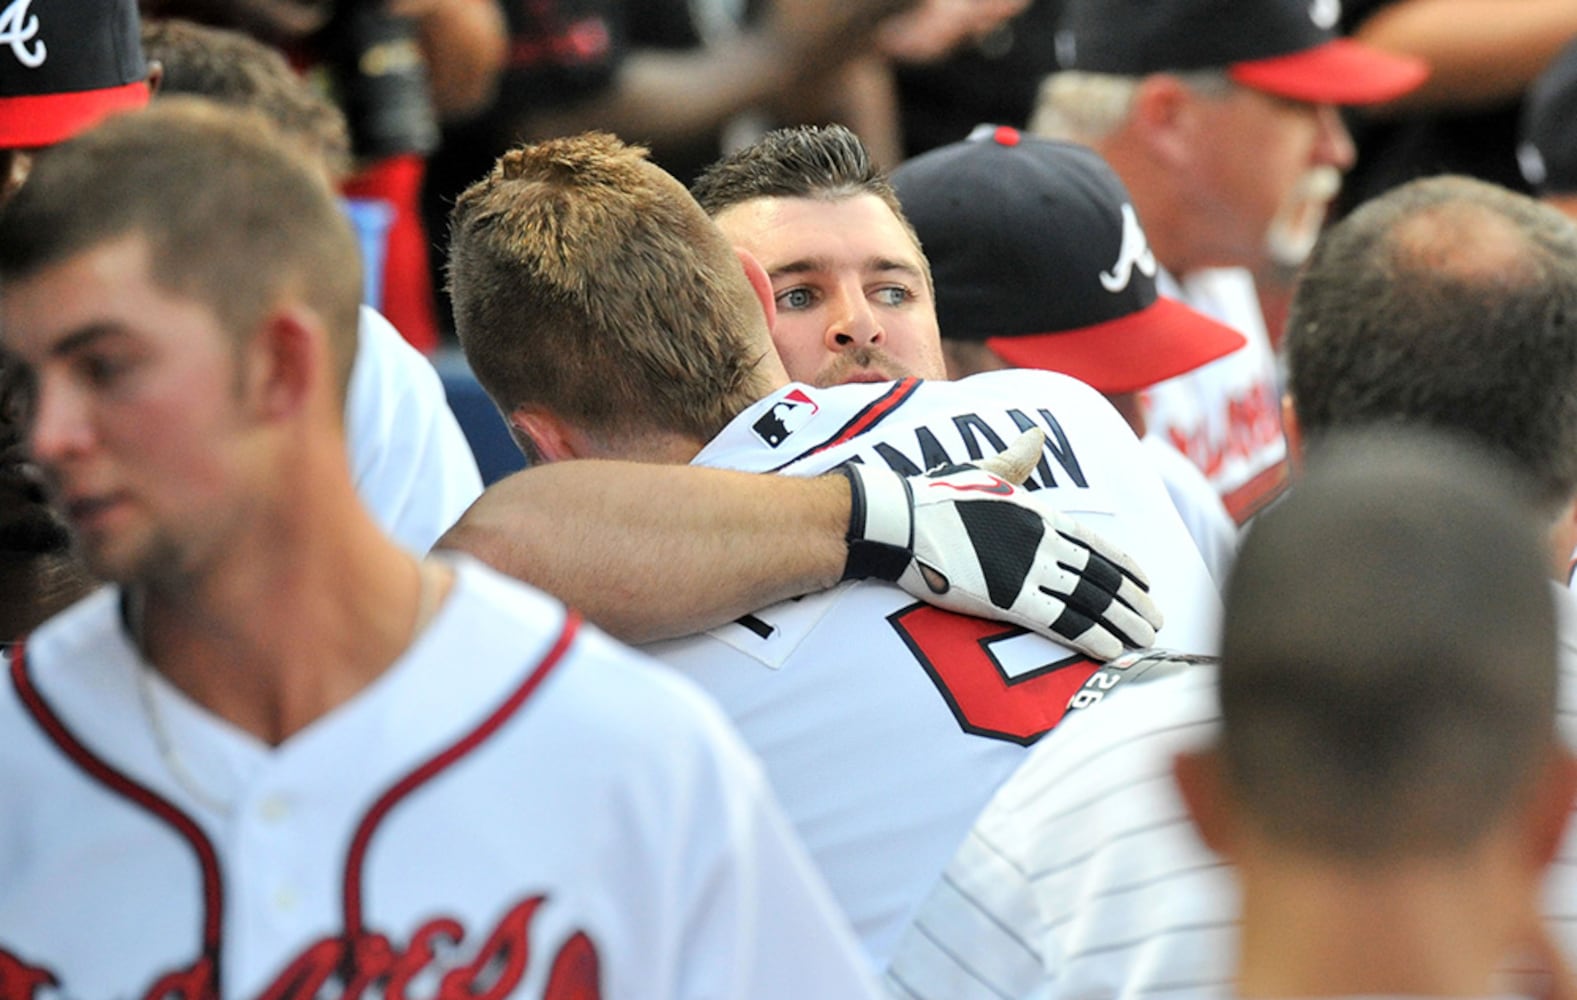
xmin=1096 ymin=139 xmax=1194 ymax=276
xmin=129 ymin=493 xmax=451 ymax=746
xmin=1233 ymin=842 xmax=1523 ymax=999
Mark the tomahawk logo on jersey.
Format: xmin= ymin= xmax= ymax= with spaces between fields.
xmin=644 ymin=370 xmax=1221 ymax=964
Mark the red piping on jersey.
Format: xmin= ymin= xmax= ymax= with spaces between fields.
xmin=9 ymin=607 xmax=583 ymax=995
xmin=342 ymin=612 xmax=582 ymax=942
xmin=10 ymin=645 xmax=226 ymax=998
xmin=1221 ymin=457 xmax=1290 ymax=524
xmin=769 ymin=378 xmax=923 ymax=472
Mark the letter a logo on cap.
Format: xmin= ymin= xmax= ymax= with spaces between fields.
xmin=1309 ymin=0 xmax=1341 ymax=30
xmin=0 ymin=0 xmax=44 ymax=68
xmin=1099 ymin=204 xmax=1157 ymax=293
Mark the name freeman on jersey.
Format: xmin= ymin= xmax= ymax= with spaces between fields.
xmin=846 ymin=407 xmax=1088 ymax=493
xmin=0 ymin=895 xmax=599 ymax=1000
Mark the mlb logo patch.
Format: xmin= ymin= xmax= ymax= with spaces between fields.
xmin=752 ymin=389 xmax=819 ymax=447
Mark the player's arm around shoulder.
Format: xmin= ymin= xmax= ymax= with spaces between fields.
xmin=436 ymin=424 xmax=1165 ymax=659
xmin=435 ymin=461 xmax=853 ymax=643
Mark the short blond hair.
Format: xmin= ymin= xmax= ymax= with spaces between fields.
xmin=447 ymin=132 xmax=773 ymax=444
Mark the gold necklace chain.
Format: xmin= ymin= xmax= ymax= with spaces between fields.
xmin=132 ymin=653 xmax=234 ymax=817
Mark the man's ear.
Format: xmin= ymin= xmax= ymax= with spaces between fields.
xmin=1547 ymin=495 xmax=1577 ymax=584
xmin=508 ymin=406 xmax=584 ymax=463
xmin=249 ymin=305 xmax=321 ymax=421
xmin=1130 ymin=74 xmax=1201 ymax=169
xmin=1525 ymin=748 xmax=1577 ymax=870
xmin=1281 ymin=393 xmax=1303 ymax=478
xmin=737 ymin=248 xmax=777 ymax=332
xmin=1173 ymin=746 xmax=1236 ymax=857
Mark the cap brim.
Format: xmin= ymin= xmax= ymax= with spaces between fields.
xmin=984 ymin=296 xmax=1247 ymax=395
xmin=0 ymin=80 xmax=150 ymax=149
xmin=1229 ymin=38 xmax=1429 ymax=106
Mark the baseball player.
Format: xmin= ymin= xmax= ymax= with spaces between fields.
xmin=0 ymin=0 xmax=484 ymax=558
xmin=887 ymin=126 xmax=1246 ymax=584
xmin=0 ymin=101 xmax=881 ymax=998
xmin=444 ymin=131 xmax=1221 ymax=964
xmin=1030 ymin=0 xmax=1428 ymax=522
xmin=1174 ymin=430 xmax=1576 ymax=1000
xmin=883 ymin=176 xmax=1577 ymax=999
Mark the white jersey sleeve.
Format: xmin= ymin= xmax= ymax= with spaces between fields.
xmin=347 ymin=306 xmax=483 ymax=553
xmin=1142 ymin=435 xmax=1238 ymax=588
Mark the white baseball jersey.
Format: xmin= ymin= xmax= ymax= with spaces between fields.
xmin=1143 ymin=435 xmax=1238 ymax=588
xmin=0 ymin=557 xmax=879 ymax=1000
xmin=347 ymin=306 xmax=483 ymax=554
xmin=645 ymin=372 xmax=1222 ymax=966
xmin=1143 ymin=268 xmax=1289 ymax=524
xmin=884 ymin=584 xmax=1577 ymax=1000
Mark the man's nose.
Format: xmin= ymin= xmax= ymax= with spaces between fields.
xmin=825 ymin=285 xmax=884 ymax=350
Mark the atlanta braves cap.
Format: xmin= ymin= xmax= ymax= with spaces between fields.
xmin=1054 ymin=0 xmax=1428 ymax=106
xmin=0 ymin=0 xmax=150 ymax=149
xmin=1519 ymin=38 xmax=1577 ymax=195
xmin=891 ymin=125 xmax=1246 ymax=396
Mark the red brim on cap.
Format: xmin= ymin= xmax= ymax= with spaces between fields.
xmin=0 ymin=80 xmax=150 ymax=149
xmin=1229 ymin=38 xmax=1429 ymax=106
xmin=984 ymin=296 xmax=1248 ymax=396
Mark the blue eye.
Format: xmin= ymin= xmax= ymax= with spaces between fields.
xmin=778 ymin=288 xmax=815 ymax=310
xmin=875 ymin=286 xmax=912 ymax=306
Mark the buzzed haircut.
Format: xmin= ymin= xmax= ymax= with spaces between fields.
xmin=1219 ymin=430 xmax=1558 ymax=862
xmin=1286 ymin=174 xmax=1577 ymax=511
xmin=690 ymin=124 xmax=929 ymax=285
xmin=446 ymin=131 xmax=773 ymax=446
xmin=0 ymin=98 xmax=363 ymax=400
xmin=142 ymin=18 xmax=353 ymax=179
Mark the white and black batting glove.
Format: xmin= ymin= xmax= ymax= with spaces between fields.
xmin=834 ymin=428 xmax=1162 ymax=661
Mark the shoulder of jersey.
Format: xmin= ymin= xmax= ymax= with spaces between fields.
xmin=949 ymin=367 xmax=1111 ymax=404
xmin=448 ymin=555 xmax=757 ymax=756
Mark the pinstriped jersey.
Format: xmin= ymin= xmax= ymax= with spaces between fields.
xmin=0 ymin=558 xmax=879 ymax=1000
xmin=645 ymin=371 xmax=1222 ymax=967
xmin=885 ymin=585 xmax=1577 ymax=1000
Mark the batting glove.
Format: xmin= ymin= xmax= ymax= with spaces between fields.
xmin=835 ymin=428 xmax=1162 ymax=661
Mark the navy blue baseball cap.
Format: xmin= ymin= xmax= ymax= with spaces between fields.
xmin=1520 ymin=38 xmax=1577 ymax=195
xmin=892 ymin=126 xmax=1247 ymax=396
xmin=0 ymin=0 xmax=150 ymax=149
xmin=1055 ymin=0 xmax=1428 ymax=106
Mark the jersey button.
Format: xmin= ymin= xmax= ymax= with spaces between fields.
xmin=273 ymin=885 xmax=299 ymax=912
xmin=259 ymin=795 xmax=291 ymax=822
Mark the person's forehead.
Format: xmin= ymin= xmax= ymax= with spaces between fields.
xmin=713 ymin=193 xmax=925 ymax=271
xmin=1 ymin=234 xmax=196 ymax=357
xmin=1196 ymin=83 xmax=1323 ymax=123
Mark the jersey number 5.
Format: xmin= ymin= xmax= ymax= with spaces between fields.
xmin=888 ymin=603 xmax=1099 ymax=745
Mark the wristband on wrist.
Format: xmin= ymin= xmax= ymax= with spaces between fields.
xmin=833 ymin=463 xmax=914 ymax=582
